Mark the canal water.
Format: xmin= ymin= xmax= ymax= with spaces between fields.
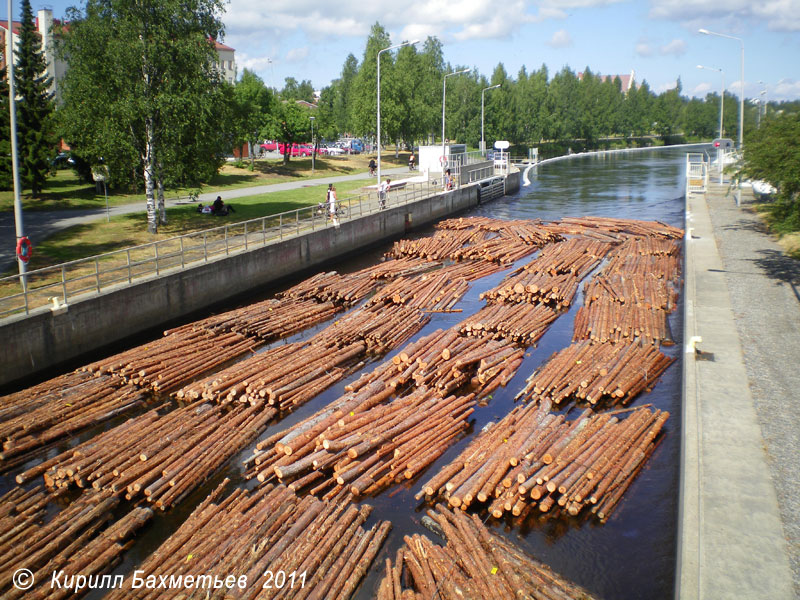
xmin=5 ymin=147 xmax=689 ymax=600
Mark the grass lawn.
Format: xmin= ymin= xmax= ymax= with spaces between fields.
xmin=0 ymin=152 xmax=412 ymax=213
xmin=752 ymin=202 xmax=800 ymax=260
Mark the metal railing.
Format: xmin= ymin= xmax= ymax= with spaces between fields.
xmin=685 ymin=153 xmax=708 ymax=196
xmin=0 ymin=175 xmax=473 ymax=320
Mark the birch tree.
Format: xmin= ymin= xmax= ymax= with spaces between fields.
xmin=57 ymin=0 xmax=227 ymax=233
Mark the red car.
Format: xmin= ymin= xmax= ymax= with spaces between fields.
xmin=270 ymin=143 xmax=313 ymax=157
xmin=260 ymin=140 xmax=278 ymax=152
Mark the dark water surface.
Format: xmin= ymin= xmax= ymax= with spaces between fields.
xmin=4 ymin=147 xmax=689 ymax=600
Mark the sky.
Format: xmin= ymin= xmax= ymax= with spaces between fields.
xmin=6 ymin=0 xmax=800 ymax=101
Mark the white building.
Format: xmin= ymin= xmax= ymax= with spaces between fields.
xmin=1 ymin=9 xmax=236 ymax=100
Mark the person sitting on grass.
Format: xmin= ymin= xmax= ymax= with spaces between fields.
xmin=211 ymin=196 xmax=235 ymax=216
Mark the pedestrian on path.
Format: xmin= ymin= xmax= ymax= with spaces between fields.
xmin=327 ymin=184 xmax=339 ymax=228
xmin=379 ymin=179 xmax=390 ymax=210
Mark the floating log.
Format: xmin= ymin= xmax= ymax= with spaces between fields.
xmin=376 ymin=504 xmax=599 ymax=600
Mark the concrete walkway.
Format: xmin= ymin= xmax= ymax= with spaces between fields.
xmin=679 ymin=179 xmax=796 ymax=599
xmin=0 ymin=166 xmax=409 ymax=272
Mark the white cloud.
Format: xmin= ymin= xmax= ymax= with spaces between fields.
xmin=547 ymin=29 xmax=573 ymax=48
xmin=636 ymin=39 xmax=653 ymax=57
xmin=238 ymin=54 xmax=275 ymax=73
xmin=659 ymin=38 xmax=686 ymax=56
xmin=693 ymin=82 xmax=712 ymax=95
xmin=286 ymin=47 xmax=310 ymax=62
xmin=649 ymin=0 xmax=800 ymax=32
xmin=772 ymin=78 xmax=800 ymax=100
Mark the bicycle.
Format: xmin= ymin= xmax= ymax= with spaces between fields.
xmin=316 ymin=202 xmax=349 ymax=220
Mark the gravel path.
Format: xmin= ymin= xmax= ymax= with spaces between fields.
xmin=706 ymin=187 xmax=800 ymax=594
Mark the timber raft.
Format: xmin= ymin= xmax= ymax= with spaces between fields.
xmin=1 ymin=214 xmax=682 ymax=599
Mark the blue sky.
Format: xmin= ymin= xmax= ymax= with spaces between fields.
xmin=7 ymin=0 xmax=800 ymax=100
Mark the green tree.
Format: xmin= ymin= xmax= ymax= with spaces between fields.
xmin=416 ymin=37 xmax=444 ymax=143
xmin=743 ymin=111 xmax=800 ymax=207
xmin=57 ymin=0 xmax=228 ymax=233
xmin=484 ymin=63 xmax=514 ymax=144
xmin=332 ymin=54 xmax=358 ymax=134
xmin=14 ymin=0 xmax=57 ymax=197
xmin=265 ymin=101 xmax=312 ymax=164
xmin=349 ymin=23 xmax=392 ymax=140
xmin=281 ymin=77 xmax=314 ymax=103
xmin=234 ymin=69 xmax=274 ymax=166
xmin=653 ymin=78 xmax=685 ymax=139
xmin=0 ymin=65 xmax=11 ymax=191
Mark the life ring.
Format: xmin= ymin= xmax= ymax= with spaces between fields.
xmin=439 ymin=155 xmax=448 ymax=167
xmin=16 ymin=236 xmax=32 ymax=263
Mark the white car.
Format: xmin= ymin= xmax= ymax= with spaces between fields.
xmin=321 ymin=146 xmax=345 ymax=156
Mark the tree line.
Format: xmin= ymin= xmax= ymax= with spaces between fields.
xmin=3 ymin=6 xmax=798 ymax=234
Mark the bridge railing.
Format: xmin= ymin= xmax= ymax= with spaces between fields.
xmin=0 ymin=175 xmax=469 ymax=320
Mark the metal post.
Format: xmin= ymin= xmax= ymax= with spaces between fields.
xmin=61 ymin=265 xmax=67 ymax=304
xmin=310 ymin=116 xmax=315 ymax=174
xmin=7 ymin=0 xmax=27 ymax=290
xmin=180 ymin=236 xmax=185 ymax=268
xmin=699 ymin=29 xmax=744 ymax=150
xmin=127 ymin=249 xmax=132 ymax=282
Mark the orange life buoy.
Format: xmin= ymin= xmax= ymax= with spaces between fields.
xmin=16 ymin=236 xmax=32 ymax=263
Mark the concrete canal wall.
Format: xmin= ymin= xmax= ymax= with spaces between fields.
xmin=2 ymin=176 xmax=519 ymax=387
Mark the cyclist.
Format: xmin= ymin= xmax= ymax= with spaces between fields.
xmin=408 ymin=152 xmax=416 ymax=171
xmin=368 ymin=158 xmax=377 ymax=176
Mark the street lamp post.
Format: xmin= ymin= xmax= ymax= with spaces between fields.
xmin=442 ymin=68 xmax=471 ymax=172
xmin=481 ymin=84 xmax=500 ymax=154
xmin=696 ymin=65 xmax=724 ymax=139
xmin=309 ymin=116 xmax=315 ymax=173
xmin=758 ymin=81 xmax=767 ymax=123
xmin=6 ymin=0 xmax=27 ymax=288
xmin=377 ymin=39 xmax=419 ymax=186
xmin=699 ymin=28 xmax=744 ymax=151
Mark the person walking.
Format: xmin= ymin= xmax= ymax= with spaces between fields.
xmin=379 ymin=179 xmax=390 ymax=210
xmin=327 ymin=184 xmax=339 ymax=227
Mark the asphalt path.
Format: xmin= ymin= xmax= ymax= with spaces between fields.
xmin=0 ymin=165 xmax=409 ymax=273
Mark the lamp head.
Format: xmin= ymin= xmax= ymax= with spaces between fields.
xmin=698 ymin=28 xmax=710 ymax=35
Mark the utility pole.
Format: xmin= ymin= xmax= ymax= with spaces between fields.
xmin=7 ymin=0 xmax=28 ymax=289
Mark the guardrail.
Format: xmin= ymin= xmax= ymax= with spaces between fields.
xmin=685 ymin=153 xmax=708 ymax=197
xmin=0 ymin=175 xmax=469 ymax=320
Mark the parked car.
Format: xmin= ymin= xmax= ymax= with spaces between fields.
xmin=260 ymin=140 xmax=278 ymax=152
xmin=321 ymin=145 xmax=344 ymax=156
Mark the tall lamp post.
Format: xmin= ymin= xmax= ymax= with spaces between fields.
xmin=481 ymin=84 xmax=500 ymax=153
xmin=758 ymin=81 xmax=767 ymax=123
xmin=377 ymin=39 xmax=418 ymax=185
xmin=699 ymin=28 xmax=744 ymax=150
xmin=442 ymin=68 xmax=471 ymax=170
xmin=309 ymin=116 xmax=315 ymax=173
xmin=6 ymin=0 xmax=27 ymax=288
xmin=696 ymin=65 xmax=724 ymax=139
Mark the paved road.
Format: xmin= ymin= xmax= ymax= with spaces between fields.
xmin=705 ymin=184 xmax=800 ymax=594
xmin=0 ymin=166 xmax=409 ymax=273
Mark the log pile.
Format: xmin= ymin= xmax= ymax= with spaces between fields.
xmin=388 ymin=228 xmax=487 ymax=261
xmin=514 ymin=340 xmax=675 ymax=405
xmin=105 ymin=480 xmax=391 ymax=600
xmin=175 ymin=340 xmax=367 ymax=408
xmin=376 ymin=505 xmax=598 ymax=600
xmin=20 ymin=402 xmax=275 ymax=510
xmin=417 ymin=400 xmax=668 ymax=522
xmin=459 ymin=302 xmax=559 ymax=345
xmin=583 ymin=272 xmax=679 ymax=312
xmin=367 ymin=270 xmax=469 ymax=311
xmin=247 ymin=386 xmax=476 ymax=499
xmin=189 ymin=298 xmax=343 ymax=341
xmin=83 ymin=326 xmax=259 ymax=393
xmin=573 ymin=299 xmax=670 ymax=345
xmin=522 ymin=237 xmax=615 ymax=278
xmin=278 ymin=270 xmax=379 ymax=304
xmin=550 ymin=216 xmax=684 ymax=240
xmin=0 ymin=372 xmax=148 ymax=470
xmin=344 ymin=329 xmax=525 ymax=401
xmin=480 ymin=270 xmax=580 ymax=308
xmin=438 ymin=216 xmax=564 ymax=247
xmin=0 ymin=487 xmax=152 ymax=599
